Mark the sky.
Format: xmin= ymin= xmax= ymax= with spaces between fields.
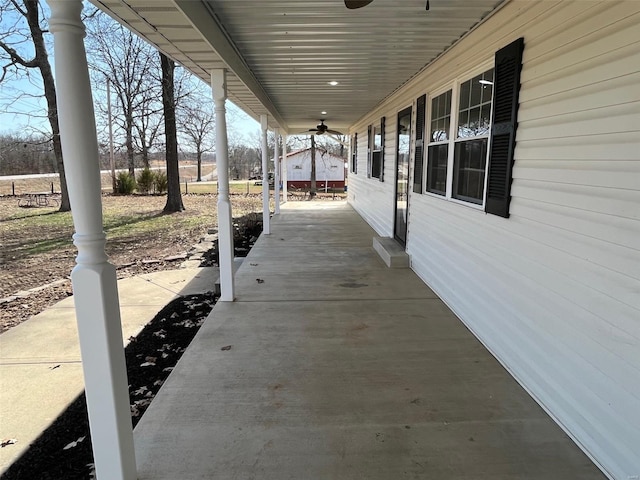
xmin=0 ymin=2 xmax=261 ymax=142
xmin=0 ymin=72 xmax=261 ymax=143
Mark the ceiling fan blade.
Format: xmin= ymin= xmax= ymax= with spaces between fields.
xmin=426 ymin=0 xmax=430 ymax=11
xmin=345 ymin=0 xmax=374 ymax=9
xmin=326 ymin=129 xmax=344 ymax=136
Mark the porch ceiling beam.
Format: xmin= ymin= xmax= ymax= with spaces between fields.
xmin=173 ymin=0 xmax=288 ymax=133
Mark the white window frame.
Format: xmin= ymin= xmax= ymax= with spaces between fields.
xmin=425 ymin=85 xmax=455 ymax=198
xmin=424 ymin=60 xmax=494 ymax=209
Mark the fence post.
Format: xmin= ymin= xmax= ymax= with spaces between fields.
xmin=185 ymin=180 xmax=188 ymax=194
xmin=12 ymin=182 xmax=15 ymax=196
xmin=51 ymin=182 xmax=54 ymax=194
xmin=246 ymin=181 xmax=249 ymax=196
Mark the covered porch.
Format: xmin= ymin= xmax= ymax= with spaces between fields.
xmin=132 ymin=201 xmax=603 ymax=479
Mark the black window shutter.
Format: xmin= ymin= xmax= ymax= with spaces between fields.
xmin=413 ymin=94 xmax=426 ymax=193
xmin=379 ymin=116 xmax=385 ymax=182
xmin=351 ymin=133 xmax=358 ymax=174
xmin=486 ymin=37 xmax=524 ymax=218
xmin=367 ymin=124 xmax=372 ymax=178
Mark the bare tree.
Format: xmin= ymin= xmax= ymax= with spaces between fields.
xmin=160 ymin=52 xmax=183 ymax=212
xmin=132 ymin=98 xmax=163 ymax=169
xmin=86 ymin=10 xmax=160 ymax=175
xmin=0 ymin=132 xmax=55 ymax=175
xmin=0 ymin=0 xmax=70 ymax=210
xmin=178 ymin=99 xmax=215 ymax=182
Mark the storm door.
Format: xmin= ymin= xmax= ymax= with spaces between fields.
xmin=394 ymin=106 xmax=412 ymax=245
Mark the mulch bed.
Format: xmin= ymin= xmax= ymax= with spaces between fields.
xmin=200 ymin=212 xmax=263 ymax=266
xmin=1 ymin=213 xmax=263 ymax=480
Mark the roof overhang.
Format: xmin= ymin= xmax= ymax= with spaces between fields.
xmin=89 ymin=0 xmax=507 ymax=134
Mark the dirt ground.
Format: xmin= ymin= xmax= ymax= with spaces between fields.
xmin=0 ymin=193 xmax=263 ymax=333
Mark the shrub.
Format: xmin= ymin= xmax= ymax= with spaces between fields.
xmin=116 ymin=172 xmax=136 ymax=194
xmin=153 ymin=171 xmax=168 ymax=194
xmin=136 ymin=167 xmax=154 ymax=194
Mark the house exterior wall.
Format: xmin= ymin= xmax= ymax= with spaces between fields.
xmin=347 ymin=1 xmax=640 ymax=479
xmin=286 ymin=150 xmax=345 ymax=188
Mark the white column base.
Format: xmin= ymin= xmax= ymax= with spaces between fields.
xmin=217 ymin=196 xmax=235 ymax=301
xmin=72 ymin=260 xmax=137 ymax=479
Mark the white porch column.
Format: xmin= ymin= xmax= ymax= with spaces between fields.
xmin=47 ymin=2 xmax=136 ymax=479
xmin=260 ymin=115 xmax=271 ymax=235
xmin=273 ymin=127 xmax=281 ymax=214
xmin=211 ymin=69 xmax=235 ymax=302
xmin=282 ymin=134 xmax=288 ymax=203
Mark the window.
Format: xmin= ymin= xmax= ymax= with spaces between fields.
xmin=424 ymin=69 xmax=493 ymax=204
xmin=421 ymin=38 xmax=524 ymax=217
xmin=412 ymin=94 xmax=426 ymax=194
xmin=453 ymin=68 xmax=493 ymax=204
xmin=368 ymin=117 xmax=385 ymax=181
xmin=426 ymin=90 xmax=451 ymax=195
xmin=351 ymin=133 xmax=358 ymax=174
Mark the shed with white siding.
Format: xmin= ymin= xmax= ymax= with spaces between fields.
xmin=348 ymin=2 xmax=640 ymax=478
xmin=285 ymin=147 xmax=346 ymax=189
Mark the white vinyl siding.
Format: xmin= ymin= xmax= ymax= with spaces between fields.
xmin=286 ymin=150 xmax=345 ymax=184
xmin=349 ymin=118 xmax=397 ymax=237
xmin=348 ymin=1 xmax=640 ymax=479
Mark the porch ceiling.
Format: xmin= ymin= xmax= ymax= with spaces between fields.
xmin=88 ymin=0 xmax=506 ymax=134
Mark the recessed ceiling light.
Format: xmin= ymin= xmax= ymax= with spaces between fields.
xmin=321 ymin=111 xmax=327 ymax=115
xmin=328 ymin=81 xmax=339 ymax=86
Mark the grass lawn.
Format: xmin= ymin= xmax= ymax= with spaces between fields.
xmin=0 ymin=193 xmax=265 ymax=297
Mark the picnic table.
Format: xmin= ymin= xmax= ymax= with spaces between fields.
xmin=18 ymin=192 xmax=59 ymax=208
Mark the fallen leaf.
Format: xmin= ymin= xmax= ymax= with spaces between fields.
xmin=1 ymin=439 xmax=17 ymax=448
xmin=134 ymin=386 xmax=148 ymax=396
xmin=140 ymin=361 xmax=155 ymax=367
xmin=63 ymin=436 xmax=86 ymax=450
xmin=250 ymin=263 xmax=259 ymax=266
xmin=50 ymin=364 xmax=60 ymax=370
xmin=221 ymin=345 xmax=232 ymax=351
xmin=153 ymin=329 xmax=166 ymax=338
xmin=256 ymin=278 xmax=265 ymax=284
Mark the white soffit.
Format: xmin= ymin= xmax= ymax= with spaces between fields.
xmin=88 ymin=0 xmax=506 ymax=133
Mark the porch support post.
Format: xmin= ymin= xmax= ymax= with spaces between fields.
xmin=211 ymin=69 xmax=235 ymax=301
xmin=273 ymin=127 xmax=281 ymax=214
xmin=260 ymin=115 xmax=271 ymax=234
xmin=282 ymin=134 xmax=288 ymax=203
xmin=47 ymin=1 xmax=136 ymax=479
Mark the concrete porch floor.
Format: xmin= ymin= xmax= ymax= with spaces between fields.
xmin=133 ymin=201 xmax=605 ymax=479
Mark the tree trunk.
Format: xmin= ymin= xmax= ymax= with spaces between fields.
xmin=309 ymin=134 xmax=317 ymax=198
xmin=126 ymin=120 xmax=135 ymax=175
xmin=196 ymin=148 xmax=202 ymax=182
xmin=24 ymin=0 xmax=70 ymax=211
xmin=160 ymin=53 xmax=184 ymax=212
xmin=142 ymin=144 xmax=149 ymax=169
